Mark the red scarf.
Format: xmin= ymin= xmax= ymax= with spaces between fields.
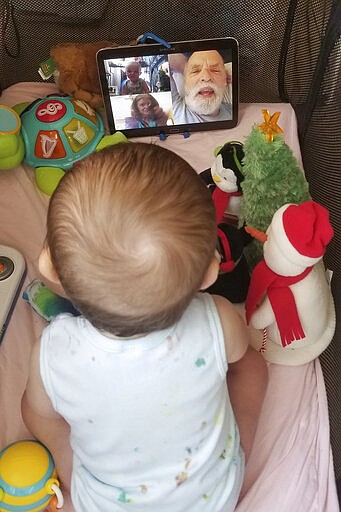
xmin=217 ymin=226 xmax=235 ymax=273
xmin=245 ymin=259 xmax=313 ymax=347
xmin=212 ymin=187 xmax=242 ymax=224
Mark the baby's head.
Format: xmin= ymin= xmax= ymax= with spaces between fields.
xmin=125 ymin=61 xmax=142 ymax=83
xmin=44 ymin=143 xmax=217 ymax=336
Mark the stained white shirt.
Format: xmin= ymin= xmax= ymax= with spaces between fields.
xmin=40 ymin=292 xmax=244 ymax=511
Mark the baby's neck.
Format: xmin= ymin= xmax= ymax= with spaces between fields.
xmin=100 ymin=329 xmax=146 ymax=340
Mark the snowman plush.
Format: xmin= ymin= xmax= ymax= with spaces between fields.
xmin=245 ymin=201 xmax=335 ymax=365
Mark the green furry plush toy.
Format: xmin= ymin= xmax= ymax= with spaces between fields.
xmin=239 ymin=110 xmax=310 ymax=269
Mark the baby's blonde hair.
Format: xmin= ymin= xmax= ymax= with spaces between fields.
xmin=125 ymin=61 xmax=141 ymax=72
xmin=47 ymin=142 xmax=217 ymax=336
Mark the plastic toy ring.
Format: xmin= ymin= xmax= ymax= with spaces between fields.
xmin=0 ymin=105 xmax=21 ymax=136
xmin=52 ymin=483 xmax=64 ymax=508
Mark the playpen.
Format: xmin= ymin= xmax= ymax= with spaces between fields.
xmin=0 ymin=0 xmax=340 ymax=509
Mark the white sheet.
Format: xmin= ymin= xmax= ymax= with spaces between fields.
xmin=0 ymin=82 xmax=338 ymax=511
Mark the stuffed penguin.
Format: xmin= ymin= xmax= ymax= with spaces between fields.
xmin=205 ymin=222 xmax=252 ymax=303
xmin=200 ymin=141 xmax=245 ymax=225
xmin=245 ymin=201 xmax=335 ymax=365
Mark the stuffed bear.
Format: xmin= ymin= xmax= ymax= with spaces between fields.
xmin=50 ymin=40 xmax=118 ymax=109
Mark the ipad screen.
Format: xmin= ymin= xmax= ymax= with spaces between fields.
xmin=97 ymin=38 xmax=239 ymax=137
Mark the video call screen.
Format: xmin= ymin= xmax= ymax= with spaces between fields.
xmin=97 ymin=38 xmax=239 ymax=137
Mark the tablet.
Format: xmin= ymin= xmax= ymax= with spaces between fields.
xmin=97 ymin=37 xmax=239 ymax=138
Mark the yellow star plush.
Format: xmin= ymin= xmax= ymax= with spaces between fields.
xmin=258 ymin=109 xmax=284 ymax=142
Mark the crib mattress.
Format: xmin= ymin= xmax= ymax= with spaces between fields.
xmin=0 ymin=82 xmax=338 ymax=511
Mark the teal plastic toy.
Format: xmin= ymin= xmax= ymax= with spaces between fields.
xmin=0 ymin=440 xmax=63 ymax=511
xmin=0 ymin=96 xmax=127 ymax=195
xmin=0 ymin=105 xmax=25 ymax=170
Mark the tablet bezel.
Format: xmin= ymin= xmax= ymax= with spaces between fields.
xmin=97 ymin=37 xmax=239 ymax=138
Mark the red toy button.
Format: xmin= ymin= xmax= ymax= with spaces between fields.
xmin=36 ymin=99 xmax=67 ymax=123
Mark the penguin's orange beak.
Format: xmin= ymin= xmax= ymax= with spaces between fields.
xmin=245 ymin=225 xmax=268 ymax=243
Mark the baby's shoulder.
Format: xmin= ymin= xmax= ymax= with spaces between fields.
xmin=42 ymin=313 xmax=85 ymax=342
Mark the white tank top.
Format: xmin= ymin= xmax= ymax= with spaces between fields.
xmin=40 ymin=292 xmax=244 ymax=511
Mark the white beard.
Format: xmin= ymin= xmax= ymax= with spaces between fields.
xmin=184 ymin=83 xmax=225 ymax=116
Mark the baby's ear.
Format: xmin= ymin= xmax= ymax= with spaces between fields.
xmin=200 ymin=253 xmax=220 ymax=290
xmin=38 ymin=247 xmax=67 ymax=298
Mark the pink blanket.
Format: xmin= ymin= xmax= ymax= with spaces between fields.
xmin=0 ymin=82 xmax=338 ymax=511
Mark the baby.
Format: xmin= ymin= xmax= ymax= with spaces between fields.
xmin=121 ymin=61 xmax=150 ymax=95
xmin=22 ymin=142 xmax=267 ymax=512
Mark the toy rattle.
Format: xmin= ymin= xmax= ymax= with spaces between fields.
xmin=0 ymin=440 xmax=63 ymax=512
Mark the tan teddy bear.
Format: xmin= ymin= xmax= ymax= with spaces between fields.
xmin=50 ymin=40 xmax=118 ymax=109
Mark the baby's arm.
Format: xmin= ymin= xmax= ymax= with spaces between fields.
xmin=21 ymin=341 xmax=74 ymax=509
xmin=213 ymin=295 xmax=268 ymax=461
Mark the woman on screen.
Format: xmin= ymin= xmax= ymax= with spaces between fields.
xmin=125 ymin=94 xmax=168 ymax=128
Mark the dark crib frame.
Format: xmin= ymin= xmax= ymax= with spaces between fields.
xmin=1 ymin=0 xmax=341 ymax=501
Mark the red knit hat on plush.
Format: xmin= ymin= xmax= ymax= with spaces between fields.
xmin=269 ymin=201 xmax=334 ymax=269
xmin=282 ymin=201 xmax=334 ymax=258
